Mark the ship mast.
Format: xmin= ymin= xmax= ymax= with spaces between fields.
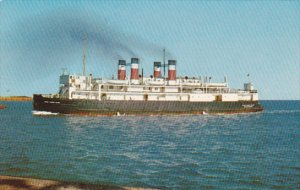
xmin=82 ymin=35 xmax=87 ymax=76
xmin=163 ymin=48 xmax=166 ymax=80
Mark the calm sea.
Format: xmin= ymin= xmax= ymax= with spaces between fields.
xmin=0 ymin=101 xmax=299 ymax=189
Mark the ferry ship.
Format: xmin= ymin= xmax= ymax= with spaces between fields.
xmin=33 ymin=57 xmax=263 ymax=115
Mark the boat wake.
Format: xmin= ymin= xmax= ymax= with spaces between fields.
xmin=32 ymin=111 xmax=59 ymax=116
xmin=116 ymin=112 xmax=126 ymax=116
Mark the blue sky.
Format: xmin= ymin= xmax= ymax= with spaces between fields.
xmin=1 ymin=1 xmax=299 ymax=100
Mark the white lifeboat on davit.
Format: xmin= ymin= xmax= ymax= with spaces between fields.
xmin=107 ymin=80 xmax=129 ymax=85
xmin=206 ymin=83 xmax=227 ymax=87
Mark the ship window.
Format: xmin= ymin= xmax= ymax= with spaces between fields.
xmin=109 ymin=86 xmax=113 ymax=89
xmin=155 ymin=88 xmax=158 ymax=90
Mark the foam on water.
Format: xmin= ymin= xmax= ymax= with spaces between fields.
xmin=32 ymin=110 xmax=59 ymax=115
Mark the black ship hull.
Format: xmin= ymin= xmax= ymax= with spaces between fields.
xmin=33 ymin=94 xmax=263 ymax=115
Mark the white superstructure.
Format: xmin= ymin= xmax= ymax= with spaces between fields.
xmin=57 ymin=58 xmax=259 ymax=103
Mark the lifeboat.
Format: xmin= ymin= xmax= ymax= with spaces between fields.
xmin=107 ymin=80 xmax=129 ymax=85
xmin=206 ymin=83 xmax=227 ymax=87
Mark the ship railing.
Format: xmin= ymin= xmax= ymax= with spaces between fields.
xmin=97 ymin=86 xmax=238 ymax=94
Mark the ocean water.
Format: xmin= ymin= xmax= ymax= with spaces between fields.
xmin=0 ymin=101 xmax=299 ymax=189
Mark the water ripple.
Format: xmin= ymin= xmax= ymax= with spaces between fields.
xmin=0 ymin=101 xmax=299 ymax=189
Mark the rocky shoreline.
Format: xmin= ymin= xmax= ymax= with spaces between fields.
xmin=0 ymin=175 xmax=157 ymax=190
